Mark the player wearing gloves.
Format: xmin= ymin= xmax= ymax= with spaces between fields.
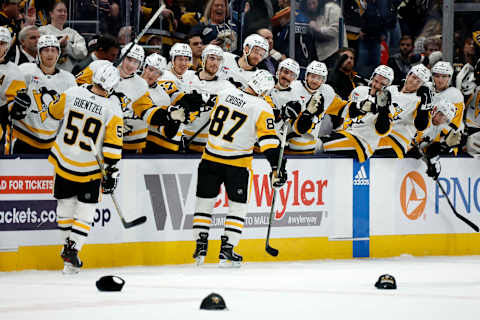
xmin=11 ymin=35 xmax=77 ymax=154
xmin=287 ymin=61 xmax=347 ymax=154
xmin=76 ymin=43 xmax=153 ymax=152
xmin=0 ymin=26 xmax=27 ymax=154
xmin=47 ymin=63 xmax=123 ymax=274
xmin=192 ymin=70 xmax=286 ymax=267
xmin=218 ymin=33 xmax=270 ymax=89
xmin=375 ymin=64 xmax=432 ymax=158
xmin=314 ymin=65 xmax=395 ymax=162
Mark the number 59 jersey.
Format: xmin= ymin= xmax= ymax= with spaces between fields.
xmin=203 ymin=87 xmax=279 ymax=168
xmin=48 ymin=85 xmax=124 ymax=183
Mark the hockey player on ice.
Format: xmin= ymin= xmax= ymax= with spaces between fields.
xmin=0 ymin=26 xmax=27 ymax=154
xmin=374 ymin=64 xmax=432 ymax=158
xmin=192 ymin=70 xmax=287 ymax=267
xmin=312 ymin=65 xmax=394 ymax=162
xmin=218 ymin=33 xmax=270 ymax=89
xmin=11 ymin=35 xmax=76 ymax=154
xmin=285 ymin=61 xmax=346 ymax=154
xmin=181 ymin=44 xmax=235 ymax=153
xmin=47 ymin=63 xmax=123 ymax=274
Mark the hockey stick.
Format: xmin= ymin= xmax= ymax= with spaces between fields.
xmin=418 ymin=148 xmax=479 ymax=232
xmin=265 ymin=121 xmax=289 ymax=257
xmin=435 ymin=178 xmax=479 ymax=232
xmin=88 ymin=139 xmax=147 ymax=228
xmin=181 ymin=119 xmax=211 ymax=152
xmin=114 ymin=3 xmax=166 ymax=67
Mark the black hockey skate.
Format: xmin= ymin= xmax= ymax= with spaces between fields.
xmin=219 ymin=235 xmax=242 ymax=268
xmin=193 ymin=232 xmax=208 ymax=266
xmin=61 ymin=238 xmax=83 ymax=274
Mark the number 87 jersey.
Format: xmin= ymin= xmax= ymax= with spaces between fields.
xmin=203 ymin=87 xmax=279 ymax=169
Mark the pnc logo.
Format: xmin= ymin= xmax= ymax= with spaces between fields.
xmin=400 ymin=171 xmax=427 ymax=220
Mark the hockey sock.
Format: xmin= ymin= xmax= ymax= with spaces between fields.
xmin=223 ymin=201 xmax=248 ymax=246
xmin=56 ymin=198 xmax=76 ymax=241
xmin=193 ymin=197 xmax=215 ymax=240
xmin=70 ymin=201 xmax=96 ymax=250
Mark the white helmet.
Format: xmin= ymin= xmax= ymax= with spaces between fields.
xmin=143 ymin=53 xmax=167 ymax=72
xmin=248 ymin=69 xmax=275 ymax=96
xmin=121 ymin=42 xmax=145 ymax=64
xmin=431 ymin=61 xmax=454 ymax=77
xmin=456 ymin=63 xmax=475 ymax=95
xmin=169 ymin=43 xmax=192 ymax=60
xmin=93 ymin=62 xmax=121 ymax=94
xmin=243 ymin=33 xmax=269 ymax=59
xmin=306 ymin=61 xmax=328 ymax=78
xmin=433 ymin=99 xmax=456 ymax=123
xmin=408 ymin=64 xmax=431 ymax=83
xmin=37 ymin=35 xmax=61 ymax=64
xmin=371 ymin=65 xmax=394 ymax=86
xmin=277 ymin=58 xmax=300 ymax=80
xmin=0 ymin=26 xmax=11 ymax=60
xmin=201 ymin=44 xmax=223 ymax=69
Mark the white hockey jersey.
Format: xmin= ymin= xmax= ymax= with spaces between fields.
xmin=48 ymin=85 xmax=123 ymax=183
xmin=13 ymin=63 xmax=76 ymax=150
xmin=340 ymin=86 xmax=394 ymax=158
xmin=432 ymin=86 xmax=465 ymax=130
xmin=203 ymin=86 xmax=279 ymax=168
xmin=288 ymin=81 xmax=346 ymax=154
xmin=218 ymin=52 xmax=257 ymax=89
xmin=465 ymin=86 xmax=480 ymax=129
xmin=76 ymin=60 xmax=154 ymax=150
xmin=377 ymin=85 xmax=423 ymax=155
xmin=0 ymin=61 xmax=27 ymax=153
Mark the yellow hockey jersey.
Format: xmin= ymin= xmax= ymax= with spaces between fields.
xmin=432 ymin=86 xmax=465 ymax=130
xmin=47 ymin=85 xmax=123 ymax=182
xmin=0 ymin=61 xmax=27 ymax=154
xmin=203 ymin=87 xmax=279 ymax=168
xmin=13 ymin=63 xmax=77 ymax=150
xmin=76 ymin=60 xmax=154 ymax=150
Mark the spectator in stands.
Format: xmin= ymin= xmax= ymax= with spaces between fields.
xmin=257 ymin=27 xmax=284 ymax=75
xmin=327 ymin=47 xmax=366 ymax=100
xmin=243 ymin=0 xmax=274 ymax=36
xmin=117 ymin=26 xmax=132 ymax=46
xmin=191 ymin=0 xmax=238 ymax=53
xmin=72 ymin=34 xmax=120 ymax=75
xmin=188 ymin=32 xmax=204 ymax=71
xmin=101 ymin=1 xmax=122 ymax=35
xmin=23 ymin=0 xmax=56 ymax=26
xmin=17 ymin=25 xmax=39 ymax=65
xmin=388 ymin=35 xmax=415 ymax=85
xmin=454 ymin=36 xmax=477 ymax=68
xmin=343 ymin=0 xmax=365 ymax=53
xmin=145 ymin=35 xmax=164 ymax=56
xmin=0 ymin=0 xmax=22 ymax=62
xmin=423 ymin=35 xmax=442 ymax=58
xmin=38 ymin=1 xmax=88 ymax=72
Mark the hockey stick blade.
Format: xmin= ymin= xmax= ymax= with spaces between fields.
xmin=265 ymin=244 xmax=279 ymax=257
xmin=121 ymin=215 xmax=147 ymax=228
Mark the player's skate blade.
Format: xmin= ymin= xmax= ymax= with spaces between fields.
xmin=195 ymin=255 xmax=205 ymax=266
xmin=62 ymin=262 xmax=80 ymax=275
xmin=218 ymin=259 xmax=242 ymax=268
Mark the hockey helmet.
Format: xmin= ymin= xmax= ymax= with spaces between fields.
xmin=143 ymin=53 xmax=167 ymax=72
xmin=433 ymin=99 xmax=456 ymax=123
xmin=92 ymin=62 xmax=121 ymax=94
xmin=0 ymin=26 xmax=11 ymax=47
xmin=371 ymin=65 xmax=394 ymax=86
xmin=306 ymin=61 xmax=328 ymax=79
xmin=431 ymin=61 xmax=454 ymax=77
xmin=248 ymin=69 xmax=275 ymax=96
xmin=408 ymin=64 xmax=431 ymax=84
xmin=121 ymin=42 xmax=145 ymax=65
xmin=243 ymin=33 xmax=269 ymax=59
xmin=455 ymin=63 xmax=476 ymax=95
xmin=169 ymin=42 xmax=192 ymax=60
xmin=375 ymin=274 xmax=397 ymax=289
xmin=37 ymin=35 xmax=61 ymax=65
xmin=96 ymin=275 xmax=125 ymax=292
xmin=200 ymin=293 xmax=227 ymax=310
xmin=277 ymin=58 xmax=300 ymax=80
xmin=201 ymin=44 xmax=223 ymax=69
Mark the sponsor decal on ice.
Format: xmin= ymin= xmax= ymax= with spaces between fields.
xmin=144 ymin=170 xmax=328 ymax=231
xmin=400 ymin=171 xmax=427 ymax=220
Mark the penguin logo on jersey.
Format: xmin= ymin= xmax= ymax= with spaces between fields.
xmin=392 ymin=103 xmax=404 ymax=120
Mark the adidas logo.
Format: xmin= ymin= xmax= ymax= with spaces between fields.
xmin=353 ymin=166 xmax=369 ymax=186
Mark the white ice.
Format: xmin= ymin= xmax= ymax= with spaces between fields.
xmin=1 ymin=256 xmax=480 ymax=320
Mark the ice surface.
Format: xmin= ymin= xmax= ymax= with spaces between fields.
xmin=1 ymin=256 xmax=480 ymax=320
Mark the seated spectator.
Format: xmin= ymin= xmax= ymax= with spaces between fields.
xmin=145 ymin=35 xmax=163 ymax=56
xmin=257 ymin=28 xmax=284 ymax=75
xmin=38 ymin=1 xmax=88 ymax=72
xmin=388 ymin=35 xmax=416 ymax=85
xmin=191 ymin=0 xmax=238 ymax=53
xmin=17 ymin=25 xmax=40 ymax=65
xmin=327 ymin=47 xmax=366 ymax=101
xmin=454 ymin=36 xmax=477 ymax=68
xmin=0 ymin=0 xmax=22 ymax=62
xmin=187 ymin=32 xmax=204 ymax=71
xmin=72 ymin=34 xmax=120 ymax=75
xmin=22 ymin=0 xmax=56 ymax=26
xmin=301 ymin=0 xmax=347 ymax=69
xmin=118 ymin=26 xmax=132 ymax=46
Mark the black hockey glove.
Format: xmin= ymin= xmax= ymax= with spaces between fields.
xmin=166 ymin=106 xmax=186 ymax=123
xmin=11 ymin=89 xmax=30 ymax=120
xmin=177 ymin=91 xmax=204 ymax=110
xmin=102 ymin=165 xmax=119 ymax=194
xmin=227 ymin=77 xmax=243 ymax=88
xmin=358 ymin=99 xmax=377 ymax=114
xmin=425 ymin=155 xmax=441 ymax=180
xmin=445 ymin=129 xmax=462 ymax=148
xmin=272 ymin=107 xmax=282 ymax=122
xmin=281 ymin=101 xmax=301 ymax=120
xmin=305 ymin=93 xmax=324 ymax=116
xmin=417 ymin=86 xmax=432 ymax=110
xmin=375 ymin=89 xmax=391 ymax=112
xmin=270 ymin=157 xmax=288 ymax=188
